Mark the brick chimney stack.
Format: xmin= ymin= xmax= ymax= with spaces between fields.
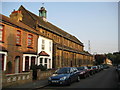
xmin=10 ymin=9 xmax=23 ymax=22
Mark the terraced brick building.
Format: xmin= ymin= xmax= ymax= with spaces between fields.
xmin=0 ymin=5 xmax=94 ymax=74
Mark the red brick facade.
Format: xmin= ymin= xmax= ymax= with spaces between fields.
xmin=0 ymin=14 xmax=38 ymax=74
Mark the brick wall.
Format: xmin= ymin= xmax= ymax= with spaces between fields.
xmin=2 ymin=70 xmax=32 ymax=88
xmin=37 ymin=69 xmax=56 ymax=80
xmin=0 ymin=22 xmax=38 ymax=73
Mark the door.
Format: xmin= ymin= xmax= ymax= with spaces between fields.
xmin=0 ymin=54 xmax=4 ymax=71
xmin=31 ymin=57 xmax=35 ymax=66
xmin=15 ymin=56 xmax=20 ymax=73
xmin=25 ymin=56 xmax=29 ymax=71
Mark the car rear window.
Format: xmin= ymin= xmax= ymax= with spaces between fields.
xmin=55 ymin=68 xmax=70 ymax=74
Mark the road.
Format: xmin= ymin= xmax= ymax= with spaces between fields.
xmin=37 ymin=67 xmax=119 ymax=89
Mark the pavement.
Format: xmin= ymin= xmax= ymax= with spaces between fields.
xmin=2 ymin=78 xmax=48 ymax=90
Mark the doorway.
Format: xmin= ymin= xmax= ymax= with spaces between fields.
xmin=15 ymin=56 xmax=20 ymax=73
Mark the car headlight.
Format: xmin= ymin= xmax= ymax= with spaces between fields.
xmin=60 ymin=77 xmax=67 ymax=80
xmin=80 ymin=72 xmax=84 ymax=74
xmin=48 ymin=77 xmax=51 ymax=80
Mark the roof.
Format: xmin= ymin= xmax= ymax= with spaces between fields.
xmin=18 ymin=5 xmax=83 ymax=46
xmin=0 ymin=14 xmax=91 ymax=56
xmin=0 ymin=14 xmax=39 ymax=35
xmin=39 ymin=51 xmax=49 ymax=56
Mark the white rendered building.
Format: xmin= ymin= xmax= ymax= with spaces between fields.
xmin=37 ymin=36 xmax=53 ymax=69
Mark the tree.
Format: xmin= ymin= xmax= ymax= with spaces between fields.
xmin=106 ymin=52 xmax=120 ymax=65
xmin=95 ymin=54 xmax=106 ymax=65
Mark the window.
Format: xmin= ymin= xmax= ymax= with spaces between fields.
xmin=0 ymin=25 xmax=4 ymax=42
xmin=16 ymin=30 xmax=21 ymax=45
xmin=40 ymin=58 xmax=43 ymax=63
xmin=42 ymin=39 xmax=45 ymax=50
xmin=28 ymin=34 xmax=33 ymax=47
xmin=44 ymin=58 xmax=47 ymax=68
xmin=45 ymin=58 xmax=47 ymax=63
xmin=49 ymin=41 xmax=51 ymax=52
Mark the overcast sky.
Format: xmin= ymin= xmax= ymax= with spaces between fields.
xmin=1 ymin=1 xmax=118 ymax=54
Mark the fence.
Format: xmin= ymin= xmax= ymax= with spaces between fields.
xmin=2 ymin=71 xmax=32 ymax=88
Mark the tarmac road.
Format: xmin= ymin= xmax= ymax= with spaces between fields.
xmin=39 ymin=67 xmax=119 ymax=89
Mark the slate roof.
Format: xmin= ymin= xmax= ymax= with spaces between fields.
xmin=0 ymin=14 xmax=39 ymax=35
xmin=18 ymin=5 xmax=83 ymax=46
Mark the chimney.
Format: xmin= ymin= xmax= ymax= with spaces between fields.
xmin=10 ymin=9 xmax=23 ymax=22
xmin=39 ymin=7 xmax=47 ymax=22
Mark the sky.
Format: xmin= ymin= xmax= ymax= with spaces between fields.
xmin=1 ymin=1 xmax=118 ymax=54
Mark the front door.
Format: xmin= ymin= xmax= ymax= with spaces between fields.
xmin=15 ymin=56 xmax=20 ymax=73
xmin=31 ymin=57 xmax=35 ymax=66
xmin=0 ymin=54 xmax=4 ymax=71
xmin=25 ymin=56 xmax=29 ymax=71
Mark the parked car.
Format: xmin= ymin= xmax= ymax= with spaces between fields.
xmin=103 ymin=64 xmax=110 ymax=69
xmin=97 ymin=65 xmax=102 ymax=72
xmin=77 ymin=66 xmax=90 ymax=78
xmin=48 ymin=67 xmax=80 ymax=85
xmin=116 ymin=64 xmax=120 ymax=71
xmin=91 ymin=66 xmax=99 ymax=73
xmin=87 ymin=66 xmax=95 ymax=75
xmin=116 ymin=64 xmax=120 ymax=81
xmin=100 ymin=64 xmax=104 ymax=70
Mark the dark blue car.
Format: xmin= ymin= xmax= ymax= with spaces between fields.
xmin=48 ymin=67 xmax=80 ymax=85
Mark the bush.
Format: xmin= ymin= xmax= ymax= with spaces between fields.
xmin=30 ymin=64 xmax=47 ymax=71
xmin=37 ymin=64 xmax=47 ymax=71
xmin=30 ymin=64 xmax=38 ymax=71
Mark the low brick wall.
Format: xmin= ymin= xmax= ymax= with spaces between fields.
xmin=2 ymin=71 xmax=32 ymax=88
xmin=37 ymin=69 xmax=56 ymax=80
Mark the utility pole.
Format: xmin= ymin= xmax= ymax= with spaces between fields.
xmin=88 ymin=40 xmax=91 ymax=53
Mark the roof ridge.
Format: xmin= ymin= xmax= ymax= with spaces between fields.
xmin=18 ymin=5 xmax=83 ymax=45
xmin=19 ymin=5 xmax=36 ymax=21
xmin=0 ymin=14 xmax=38 ymax=34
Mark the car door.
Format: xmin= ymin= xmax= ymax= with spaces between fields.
xmin=72 ymin=67 xmax=78 ymax=81
xmin=69 ymin=68 xmax=75 ymax=82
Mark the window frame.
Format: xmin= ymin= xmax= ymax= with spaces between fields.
xmin=41 ymin=39 xmax=45 ymax=50
xmin=16 ymin=30 xmax=21 ymax=46
xmin=0 ymin=25 xmax=4 ymax=42
xmin=27 ymin=34 xmax=33 ymax=48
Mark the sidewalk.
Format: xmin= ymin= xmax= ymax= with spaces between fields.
xmin=2 ymin=78 xmax=48 ymax=90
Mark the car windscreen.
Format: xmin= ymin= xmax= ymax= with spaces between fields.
xmin=87 ymin=66 xmax=91 ymax=69
xmin=92 ymin=66 xmax=96 ymax=69
xmin=77 ymin=67 xmax=84 ymax=70
xmin=55 ymin=68 xmax=70 ymax=74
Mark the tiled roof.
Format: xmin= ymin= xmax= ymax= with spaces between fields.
xmin=0 ymin=14 xmax=39 ymax=35
xmin=18 ymin=5 xmax=83 ymax=46
xmin=39 ymin=51 xmax=49 ymax=56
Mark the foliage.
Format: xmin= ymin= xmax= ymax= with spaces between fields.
xmin=37 ymin=64 xmax=47 ymax=71
xmin=106 ymin=52 xmax=120 ymax=65
xmin=30 ymin=64 xmax=38 ymax=71
xmin=95 ymin=54 xmax=106 ymax=65
xmin=30 ymin=64 xmax=47 ymax=71
xmin=7 ymin=61 xmax=12 ymax=68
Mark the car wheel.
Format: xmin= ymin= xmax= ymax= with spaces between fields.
xmin=67 ymin=79 xmax=71 ymax=86
xmin=83 ymin=74 xmax=86 ymax=79
xmin=76 ymin=76 xmax=80 ymax=82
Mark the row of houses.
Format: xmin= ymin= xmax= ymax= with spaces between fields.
xmin=0 ymin=5 xmax=94 ymax=74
